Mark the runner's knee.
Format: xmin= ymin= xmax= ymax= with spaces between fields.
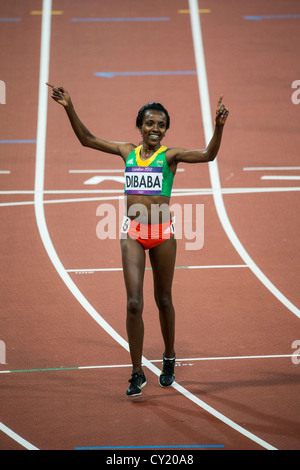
xmin=127 ymin=297 xmax=143 ymax=316
xmin=155 ymin=293 xmax=173 ymax=312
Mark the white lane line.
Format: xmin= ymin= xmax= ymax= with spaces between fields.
xmin=66 ymin=265 xmax=248 ymax=273
xmin=2 ymin=186 xmax=300 ymax=208
xmin=70 ymin=169 xmax=124 ymax=173
xmin=216 ymin=187 xmax=300 ymax=193
xmin=0 ymin=354 xmax=296 ymax=374
xmin=0 ymin=422 xmax=39 ymax=450
xmin=244 ymin=167 xmax=300 ymax=171
xmin=185 ymin=264 xmax=247 ymax=269
xmin=0 ymin=187 xmax=226 ymax=194
xmin=0 ymin=188 xmax=210 ymax=195
xmin=174 ymin=354 xmax=298 ymax=362
xmin=189 ymin=0 xmax=300 ymax=321
xmin=261 ymin=176 xmax=300 ymax=181
xmin=1 ymin=190 xmax=123 ymax=194
xmin=0 ymin=196 xmax=121 ymax=208
xmin=0 ymin=201 xmax=35 ymax=207
xmin=1 ymin=185 xmax=300 ymax=196
xmin=31 ymin=0 xmax=278 ymax=452
xmin=0 ymin=171 xmax=10 ymax=174
xmin=1 ymin=185 xmax=300 ymax=207
xmin=67 ymin=267 xmax=123 ymax=272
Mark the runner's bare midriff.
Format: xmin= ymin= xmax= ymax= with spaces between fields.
xmin=125 ymin=194 xmax=172 ymax=224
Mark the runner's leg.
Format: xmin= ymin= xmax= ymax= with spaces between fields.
xmin=121 ymin=236 xmax=145 ymax=374
xmin=149 ymin=236 xmax=177 ymax=358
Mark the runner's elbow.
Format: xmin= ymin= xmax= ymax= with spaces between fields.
xmin=204 ymin=150 xmax=217 ymax=162
xmin=81 ymin=134 xmax=95 ymax=148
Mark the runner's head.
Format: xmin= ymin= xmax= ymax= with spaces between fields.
xmin=136 ymin=102 xmax=170 ymax=130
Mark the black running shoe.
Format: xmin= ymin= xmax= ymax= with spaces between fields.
xmin=126 ymin=372 xmax=147 ymax=397
xmin=159 ymin=356 xmax=176 ymax=387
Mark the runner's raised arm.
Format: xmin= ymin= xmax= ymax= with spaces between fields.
xmin=46 ymin=83 xmax=134 ymax=161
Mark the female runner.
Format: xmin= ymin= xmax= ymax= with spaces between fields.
xmin=46 ymin=83 xmax=229 ymax=396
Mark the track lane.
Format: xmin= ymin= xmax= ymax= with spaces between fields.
xmin=197 ymin=0 xmax=300 ymax=312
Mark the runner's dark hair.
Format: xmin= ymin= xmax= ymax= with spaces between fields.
xmin=136 ymin=102 xmax=170 ymax=129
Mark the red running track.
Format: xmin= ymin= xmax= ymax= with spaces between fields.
xmin=0 ymin=0 xmax=300 ymax=451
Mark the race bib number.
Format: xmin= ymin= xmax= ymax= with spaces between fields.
xmin=125 ymin=167 xmax=163 ymax=195
xmin=121 ymin=216 xmax=131 ymax=234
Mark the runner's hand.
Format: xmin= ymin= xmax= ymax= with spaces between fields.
xmin=215 ymin=95 xmax=229 ymax=126
xmin=46 ymin=83 xmax=71 ymax=108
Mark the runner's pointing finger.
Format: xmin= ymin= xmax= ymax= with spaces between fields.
xmin=217 ymin=95 xmax=224 ymax=108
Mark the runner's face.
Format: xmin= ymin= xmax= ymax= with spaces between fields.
xmin=140 ymin=110 xmax=167 ymax=148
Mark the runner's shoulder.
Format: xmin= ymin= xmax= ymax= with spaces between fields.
xmin=165 ymin=147 xmax=187 ymax=163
